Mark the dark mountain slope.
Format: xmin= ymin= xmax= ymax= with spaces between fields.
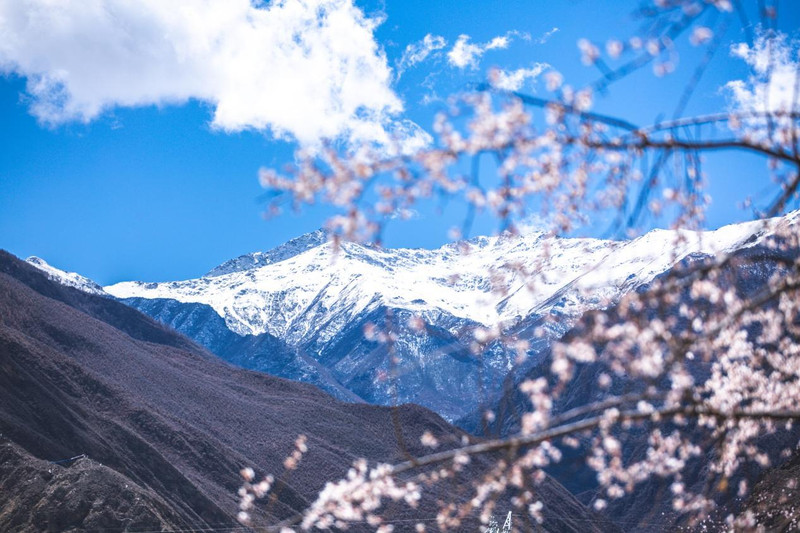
xmin=120 ymin=295 xmax=365 ymax=402
xmin=0 ymin=251 xmax=611 ymax=532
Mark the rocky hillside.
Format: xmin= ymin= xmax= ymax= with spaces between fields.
xmin=1 ymin=250 xmax=611 ymax=532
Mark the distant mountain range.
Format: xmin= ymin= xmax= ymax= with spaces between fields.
xmin=27 ymin=213 xmax=797 ymax=423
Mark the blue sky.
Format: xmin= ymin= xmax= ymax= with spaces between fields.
xmin=0 ymin=0 xmax=798 ymax=284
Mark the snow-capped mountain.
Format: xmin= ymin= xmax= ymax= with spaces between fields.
xmin=104 ymin=220 xmax=776 ymax=339
xmin=101 ymin=214 xmax=793 ymax=421
xmin=26 ymin=256 xmax=109 ymax=297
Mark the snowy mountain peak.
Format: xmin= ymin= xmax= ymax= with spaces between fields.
xmin=26 ymin=257 xmax=108 ymax=296
xmin=104 ymin=214 xmax=791 ymax=342
xmin=205 ymin=229 xmax=330 ymax=277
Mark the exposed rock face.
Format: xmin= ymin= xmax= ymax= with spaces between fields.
xmin=0 ymin=250 xmax=612 ymax=532
xmin=0 ymin=443 xmax=188 ymax=532
xmin=740 ymin=447 xmax=800 ymax=530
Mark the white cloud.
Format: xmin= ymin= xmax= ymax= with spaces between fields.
xmin=489 ymin=63 xmax=550 ymax=91
xmin=534 ymin=27 xmax=559 ymax=45
xmin=388 ymin=207 xmax=421 ymax=220
xmin=725 ymin=29 xmax=799 ymax=133
xmin=447 ymin=31 xmax=527 ymax=69
xmin=515 ymin=212 xmax=556 ymax=234
xmin=0 ymin=0 xmax=428 ymax=150
xmin=397 ymin=34 xmax=447 ymax=78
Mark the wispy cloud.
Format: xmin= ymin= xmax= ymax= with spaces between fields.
xmin=515 ymin=212 xmax=557 ymax=234
xmin=0 ymin=0 xmax=427 ymax=151
xmin=388 ymin=207 xmax=421 ymax=220
xmin=446 ymin=30 xmax=529 ymax=69
xmin=533 ymin=27 xmax=560 ymax=45
xmin=489 ymin=63 xmax=550 ymax=91
xmin=397 ymin=34 xmax=448 ymax=78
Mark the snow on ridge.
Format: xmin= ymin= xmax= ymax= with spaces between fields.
xmin=26 ymin=256 xmax=108 ymax=296
xmin=103 ymin=213 xmax=793 ymax=340
xmin=205 ymin=229 xmax=330 ymax=277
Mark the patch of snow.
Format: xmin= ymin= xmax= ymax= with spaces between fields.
xmin=26 ymin=257 xmax=109 ymax=297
